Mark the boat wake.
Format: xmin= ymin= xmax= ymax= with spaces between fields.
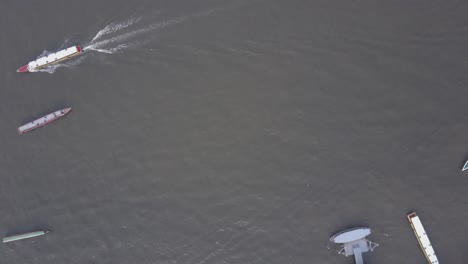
xmin=83 ymin=7 xmax=223 ymax=53
xmin=91 ymin=17 xmax=141 ymax=42
xmin=84 ymin=44 xmax=128 ymax=54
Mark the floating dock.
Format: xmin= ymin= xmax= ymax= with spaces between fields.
xmin=330 ymin=227 xmax=378 ymax=264
xmin=407 ymin=212 xmax=439 ymax=264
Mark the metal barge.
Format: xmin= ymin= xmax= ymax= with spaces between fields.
xmin=18 ymin=108 xmax=72 ymax=134
xmin=407 ymin=212 xmax=439 ymax=264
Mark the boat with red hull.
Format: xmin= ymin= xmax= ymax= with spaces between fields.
xmin=18 ymin=108 xmax=72 ymax=134
xmin=17 ymin=45 xmax=83 ymax=73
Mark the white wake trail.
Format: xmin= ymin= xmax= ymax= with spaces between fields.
xmin=84 ymin=44 xmax=129 ymax=54
xmin=86 ymin=17 xmax=187 ymax=50
xmin=84 ymin=47 xmax=113 ymax=54
xmin=84 ymin=7 xmax=223 ymax=52
xmin=91 ymin=17 xmax=141 ymax=42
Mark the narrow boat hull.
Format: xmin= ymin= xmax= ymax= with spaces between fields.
xmin=3 ymin=231 xmax=49 ymax=243
xmin=18 ymin=108 xmax=72 ymax=134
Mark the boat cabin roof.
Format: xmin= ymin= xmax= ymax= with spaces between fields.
xmin=28 ymin=46 xmax=80 ymax=68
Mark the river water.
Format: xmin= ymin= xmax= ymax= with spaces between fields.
xmin=1 ymin=0 xmax=468 ymax=263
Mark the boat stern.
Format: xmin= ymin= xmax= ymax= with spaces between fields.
xmin=407 ymin=212 xmax=417 ymax=222
xmin=16 ymin=64 xmax=29 ymax=73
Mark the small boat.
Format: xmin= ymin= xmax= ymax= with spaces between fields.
xmin=462 ymin=160 xmax=468 ymax=171
xmin=18 ymin=108 xmax=72 ymax=134
xmin=17 ymin=45 xmax=83 ymax=72
xmin=3 ymin=230 xmax=49 ymax=243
